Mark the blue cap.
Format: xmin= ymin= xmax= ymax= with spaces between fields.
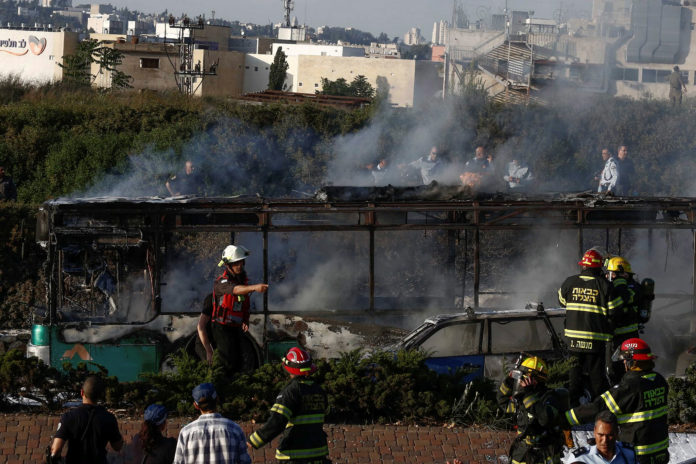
xmin=192 ymin=383 xmax=218 ymax=404
xmin=144 ymin=404 xmax=167 ymax=426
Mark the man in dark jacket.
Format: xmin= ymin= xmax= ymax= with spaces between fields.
xmin=615 ymin=146 xmax=635 ymax=196
xmin=558 ymin=249 xmax=623 ymax=406
xmin=497 ymin=355 xmax=568 ymax=464
xmin=248 ymin=347 xmax=330 ymax=464
xmin=566 ymin=338 xmax=669 ymax=464
xmin=49 ymin=375 xmax=123 ymax=464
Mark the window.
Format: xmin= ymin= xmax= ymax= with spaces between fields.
xmin=642 ymin=69 xmax=656 ymax=83
xmin=140 ymin=58 xmax=159 ymax=69
xmin=656 ymin=70 xmax=671 ymax=83
xmin=245 ymin=65 xmax=249 ymax=69
xmin=419 ymin=322 xmax=482 ymax=357
xmin=490 ymin=319 xmax=553 ymax=354
xmin=314 ymin=83 xmax=319 ymax=87
xmin=613 ymin=67 xmax=638 ymax=81
xmin=298 ymin=82 xmax=303 ymax=86
xmin=254 ymin=66 xmax=258 ymax=71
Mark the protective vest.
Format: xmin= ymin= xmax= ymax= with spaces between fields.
xmin=249 ymin=378 xmax=329 ymax=461
xmin=558 ymin=269 xmax=623 ymax=353
xmin=211 ymin=272 xmax=247 ymax=326
xmin=566 ymin=370 xmax=669 ymax=462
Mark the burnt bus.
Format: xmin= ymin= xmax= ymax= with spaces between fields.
xmin=27 ymin=196 xmax=406 ymax=381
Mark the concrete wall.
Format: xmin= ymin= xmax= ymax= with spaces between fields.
xmin=243 ymin=53 xmax=299 ymax=94
xmin=295 ymin=56 xmax=419 ymax=106
xmin=194 ymin=49 xmax=245 ymax=98
xmin=0 ymin=29 xmax=78 ymax=84
xmin=272 ymin=43 xmax=365 ymax=57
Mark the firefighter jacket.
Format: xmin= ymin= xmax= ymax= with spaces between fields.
xmin=212 ymin=271 xmax=250 ymax=326
xmin=558 ymin=269 xmax=623 ymax=353
xmin=612 ymin=277 xmax=641 ymax=342
xmin=565 ymin=369 xmax=669 ymax=462
xmin=497 ymin=377 xmax=567 ymax=464
xmin=248 ymin=377 xmax=329 ymax=461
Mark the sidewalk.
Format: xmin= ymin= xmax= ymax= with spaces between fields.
xmin=0 ymin=414 xmax=514 ymax=464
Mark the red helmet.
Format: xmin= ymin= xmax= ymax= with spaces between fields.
xmin=578 ymin=250 xmax=603 ymax=268
xmin=282 ymin=347 xmax=317 ymax=376
xmin=612 ymin=338 xmax=657 ymax=362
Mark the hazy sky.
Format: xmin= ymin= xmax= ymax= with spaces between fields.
xmin=105 ymin=0 xmax=593 ymax=39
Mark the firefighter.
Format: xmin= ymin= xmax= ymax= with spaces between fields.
xmin=565 ymin=338 xmax=669 ymax=464
xmin=558 ymin=249 xmax=623 ymax=406
xmin=248 ymin=347 xmax=330 ymax=464
xmin=605 ymin=257 xmax=641 ymax=384
xmin=197 ymin=245 xmax=268 ymax=377
xmin=497 ymin=355 xmax=568 ymax=464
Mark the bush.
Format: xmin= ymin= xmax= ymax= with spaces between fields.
xmin=668 ymin=363 xmax=696 ymax=424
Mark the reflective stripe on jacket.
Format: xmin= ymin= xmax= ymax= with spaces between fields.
xmin=558 ymin=269 xmax=623 ymax=352
xmin=249 ymin=378 xmax=329 ymax=461
xmin=565 ymin=370 xmax=669 ymax=458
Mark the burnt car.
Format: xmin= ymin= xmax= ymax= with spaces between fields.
xmin=392 ymin=306 xmax=566 ymax=381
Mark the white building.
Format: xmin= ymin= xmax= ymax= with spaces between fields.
xmin=87 ymin=14 xmax=123 ymax=34
xmin=365 ymin=42 xmax=400 ymax=59
xmin=271 ymin=43 xmax=364 ymax=57
xmin=0 ymin=28 xmax=78 ymax=84
xmin=278 ymin=26 xmax=307 ymax=41
xmin=404 ymin=27 xmax=425 ymax=46
xmin=243 ymin=53 xmax=442 ymax=107
xmin=432 ymin=20 xmax=449 ymax=45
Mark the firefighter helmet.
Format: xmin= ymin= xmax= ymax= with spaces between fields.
xmin=606 ymin=256 xmax=633 ymax=274
xmin=612 ymin=337 xmax=657 ymax=362
xmin=520 ymin=356 xmax=548 ymax=381
xmin=282 ymin=347 xmax=317 ymax=376
xmin=218 ymin=245 xmax=250 ymax=267
xmin=578 ymin=249 xmax=603 ymax=268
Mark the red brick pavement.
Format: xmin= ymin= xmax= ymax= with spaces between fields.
xmin=0 ymin=414 xmax=515 ymax=464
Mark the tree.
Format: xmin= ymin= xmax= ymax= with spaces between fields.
xmin=402 ymin=44 xmax=432 ymax=61
xmin=268 ymin=47 xmax=289 ymax=91
xmin=349 ymin=75 xmax=374 ymax=99
xmin=60 ymin=39 xmax=132 ymax=90
xmin=320 ymin=75 xmax=374 ymax=99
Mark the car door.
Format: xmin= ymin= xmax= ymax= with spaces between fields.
xmin=417 ymin=320 xmax=485 ymax=382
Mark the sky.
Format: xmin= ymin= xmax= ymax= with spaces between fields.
xmin=104 ymin=0 xmax=593 ymax=40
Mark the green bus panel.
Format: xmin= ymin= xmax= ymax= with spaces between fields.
xmin=49 ymin=327 xmax=160 ymax=382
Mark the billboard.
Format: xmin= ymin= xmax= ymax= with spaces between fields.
xmin=0 ymin=29 xmax=77 ymax=83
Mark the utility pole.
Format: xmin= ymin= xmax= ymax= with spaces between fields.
xmin=167 ymin=14 xmax=218 ymax=96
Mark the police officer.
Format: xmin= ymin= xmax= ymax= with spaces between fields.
xmin=197 ymin=245 xmax=268 ymax=377
xmin=497 ymin=355 xmax=568 ymax=464
xmin=558 ymin=249 xmax=624 ymax=406
xmin=248 ymin=347 xmax=330 ymax=464
xmin=565 ymin=338 xmax=669 ymax=464
xmin=605 ymin=257 xmax=641 ymax=384
xmin=566 ymin=411 xmax=636 ymax=464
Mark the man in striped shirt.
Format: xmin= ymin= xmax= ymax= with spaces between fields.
xmin=173 ymin=383 xmax=251 ymax=464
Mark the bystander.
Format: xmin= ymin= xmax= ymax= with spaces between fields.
xmin=0 ymin=165 xmax=17 ymax=201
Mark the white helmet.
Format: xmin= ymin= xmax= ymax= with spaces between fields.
xmin=218 ymin=245 xmax=250 ymax=267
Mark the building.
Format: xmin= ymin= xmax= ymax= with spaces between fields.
xmin=0 ymin=28 xmax=78 ymax=84
xmin=87 ymin=14 xmax=123 ymax=34
xmin=403 ymin=27 xmax=425 ymax=46
xmin=365 ymin=42 xmax=400 ymax=59
xmin=271 ymin=43 xmax=364 ymax=57
xmin=91 ymin=42 xmax=245 ymax=97
xmin=243 ymin=53 xmax=442 ymax=107
xmin=432 ymin=20 xmax=449 ymax=45
xmin=154 ymin=23 xmax=230 ymax=50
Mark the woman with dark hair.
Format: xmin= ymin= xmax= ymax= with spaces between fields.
xmin=125 ymin=404 xmax=176 ymax=464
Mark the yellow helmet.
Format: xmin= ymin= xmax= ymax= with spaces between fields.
xmin=606 ymin=256 xmax=632 ymax=274
xmin=520 ymin=356 xmax=548 ymax=381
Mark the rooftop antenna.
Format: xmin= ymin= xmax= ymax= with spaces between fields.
xmin=283 ymin=0 xmax=294 ymax=27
